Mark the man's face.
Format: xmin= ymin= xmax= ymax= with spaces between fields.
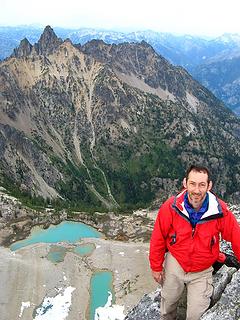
xmin=183 ymin=170 xmax=212 ymax=210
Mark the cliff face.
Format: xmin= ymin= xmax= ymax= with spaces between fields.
xmin=1 ymin=26 xmax=240 ymax=210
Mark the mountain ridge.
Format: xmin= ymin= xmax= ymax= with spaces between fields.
xmin=2 ymin=25 xmax=240 ymax=115
xmin=1 ymin=26 xmax=240 ymax=211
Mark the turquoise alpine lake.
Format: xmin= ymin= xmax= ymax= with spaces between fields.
xmin=46 ymin=243 xmax=96 ymax=263
xmin=46 ymin=245 xmax=68 ymax=263
xmin=73 ymin=243 xmax=95 ymax=256
xmin=10 ymin=221 xmax=102 ymax=251
xmin=9 ymin=220 xmax=114 ymax=319
xmin=89 ymin=271 xmax=114 ymax=320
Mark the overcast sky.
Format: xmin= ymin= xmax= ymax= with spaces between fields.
xmin=1 ymin=0 xmax=240 ymax=37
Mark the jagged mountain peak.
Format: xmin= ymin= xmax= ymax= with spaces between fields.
xmin=35 ymin=25 xmax=63 ymax=56
xmin=12 ymin=37 xmax=32 ymax=58
xmin=42 ymin=25 xmax=56 ymax=35
xmin=39 ymin=25 xmax=60 ymax=44
xmin=11 ymin=25 xmax=63 ymax=58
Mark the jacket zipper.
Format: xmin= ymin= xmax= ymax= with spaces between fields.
xmin=192 ymin=227 xmax=195 ymax=238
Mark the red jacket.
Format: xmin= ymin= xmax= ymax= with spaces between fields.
xmin=149 ymin=190 xmax=240 ymax=272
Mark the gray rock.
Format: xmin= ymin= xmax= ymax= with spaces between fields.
xmin=201 ymin=270 xmax=240 ymax=320
xmin=125 ymin=267 xmax=240 ymax=320
xmin=125 ymin=289 xmax=161 ymax=320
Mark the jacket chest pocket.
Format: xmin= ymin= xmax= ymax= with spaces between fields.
xmin=167 ymin=226 xmax=192 ymax=246
xmin=197 ymin=227 xmax=219 ymax=252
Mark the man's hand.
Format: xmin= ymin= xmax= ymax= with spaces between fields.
xmin=225 ymin=253 xmax=240 ymax=269
xmin=212 ymin=253 xmax=240 ymax=274
xmin=212 ymin=261 xmax=223 ymax=274
xmin=151 ymin=270 xmax=165 ymax=285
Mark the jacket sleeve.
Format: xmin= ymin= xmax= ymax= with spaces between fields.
xmin=219 ymin=201 xmax=240 ymax=262
xmin=149 ymin=198 xmax=173 ymax=272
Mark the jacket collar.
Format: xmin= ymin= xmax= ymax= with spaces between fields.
xmin=173 ymin=189 xmax=223 ymax=221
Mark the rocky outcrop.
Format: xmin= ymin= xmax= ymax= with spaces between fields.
xmin=0 ymin=188 xmax=67 ymax=246
xmin=201 ymin=269 xmax=240 ymax=319
xmin=34 ymin=25 xmax=63 ymax=56
xmin=12 ymin=38 xmax=33 ymax=58
xmin=125 ymin=289 xmax=161 ymax=320
xmin=125 ymin=267 xmax=240 ymax=320
xmin=11 ymin=25 xmax=63 ymax=58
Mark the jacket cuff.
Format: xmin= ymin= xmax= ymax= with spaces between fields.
xmin=218 ymin=252 xmax=226 ymax=263
xmin=151 ymin=266 xmax=163 ymax=272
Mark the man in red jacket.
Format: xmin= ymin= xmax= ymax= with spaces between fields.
xmin=149 ymin=165 xmax=240 ymax=320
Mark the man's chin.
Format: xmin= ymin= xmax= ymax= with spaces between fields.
xmin=191 ymin=199 xmax=201 ymax=209
xmin=188 ymin=195 xmax=204 ymax=209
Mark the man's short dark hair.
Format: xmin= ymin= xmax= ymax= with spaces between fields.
xmin=186 ymin=165 xmax=211 ymax=183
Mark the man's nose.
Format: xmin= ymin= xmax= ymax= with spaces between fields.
xmin=193 ymin=185 xmax=200 ymax=193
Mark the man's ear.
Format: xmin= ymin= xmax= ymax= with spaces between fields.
xmin=183 ymin=178 xmax=187 ymax=189
xmin=208 ymin=181 xmax=213 ymax=191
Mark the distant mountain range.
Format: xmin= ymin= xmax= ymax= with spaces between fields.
xmin=0 ymin=26 xmax=240 ymax=210
xmin=1 ymin=25 xmax=240 ymax=115
xmin=191 ymin=53 xmax=240 ymax=115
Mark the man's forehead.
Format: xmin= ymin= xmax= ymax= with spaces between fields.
xmin=188 ymin=170 xmax=208 ymax=180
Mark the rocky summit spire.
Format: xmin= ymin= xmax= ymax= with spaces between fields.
xmin=12 ymin=38 xmax=33 ymax=58
xmin=34 ymin=25 xmax=63 ymax=56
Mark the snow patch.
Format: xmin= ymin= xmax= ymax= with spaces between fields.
xmin=95 ymin=292 xmax=125 ymax=320
xmin=19 ymin=301 xmax=31 ymax=318
xmin=33 ymin=286 xmax=75 ymax=320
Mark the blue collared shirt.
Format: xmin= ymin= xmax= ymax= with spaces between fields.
xmin=184 ymin=192 xmax=209 ymax=227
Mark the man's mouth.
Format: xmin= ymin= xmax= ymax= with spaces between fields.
xmin=192 ymin=194 xmax=201 ymax=200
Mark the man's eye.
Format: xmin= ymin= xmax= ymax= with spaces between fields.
xmin=200 ymin=184 xmax=206 ymax=187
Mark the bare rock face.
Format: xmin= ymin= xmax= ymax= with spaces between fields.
xmin=12 ymin=38 xmax=33 ymax=58
xmin=125 ymin=289 xmax=161 ymax=320
xmin=0 ymin=124 xmax=62 ymax=199
xmin=125 ymin=268 xmax=240 ymax=320
xmin=34 ymin=25 xmax=63 ymax=55
xmin=201 ymin=269 xmax=240 ymax=320
xmin=11 ymin=26 xmax=62 ymax=58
